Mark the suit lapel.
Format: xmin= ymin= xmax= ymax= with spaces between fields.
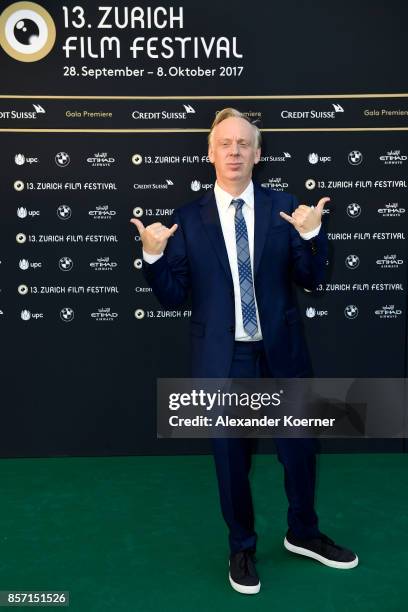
xmin=199 ymin=191 xmax=233 ymax=286
xmin=253 ymin=183 xmax=272 ymax=276
xmin=199 ymin=184 xmax=272 ymax=282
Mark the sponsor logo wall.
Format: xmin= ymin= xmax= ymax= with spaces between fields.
xmin=0 ymin=1 xmax=407 ymax=455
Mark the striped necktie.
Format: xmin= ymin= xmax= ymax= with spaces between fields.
xmin=231 ymin=198 xmax=259 ymax=337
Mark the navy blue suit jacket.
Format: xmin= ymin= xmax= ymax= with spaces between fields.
xmin=143 ymin=183 xmax=328 ymax=377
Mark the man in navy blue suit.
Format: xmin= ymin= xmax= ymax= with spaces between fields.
xmin=131 ymin=108 xmax=358 ymax=594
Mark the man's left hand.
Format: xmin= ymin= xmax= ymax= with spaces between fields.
xmin=279 ymin=197 xmax=330 ymax=234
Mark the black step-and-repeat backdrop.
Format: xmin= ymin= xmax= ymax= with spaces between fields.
xmin=0 ymin=1 xmax=407 ymax=456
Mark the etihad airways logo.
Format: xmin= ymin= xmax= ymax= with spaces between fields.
xmin=374 ymin=305 xmax=402 ymax=319
xmin=87 ymin=152 xmax=116 ymax=167
xmin=261 ymin=178 xmax=289 ymax=191
xmin=379 ymin=150 xmax=407 ymax=165
xmin=91 ymin=307 xmax=118 ymax=322
xmin=377 ymin=202 xmax=405 ymax=217
xmin=90 ymin=256 xmax=118 ymax=271
xmin=376 ymin=254 xmax=404 ymax=269
xmin=88 ymin=205 xmax=116 ymax=220
xmin=280 ymin=103 xmax=344 ymax=120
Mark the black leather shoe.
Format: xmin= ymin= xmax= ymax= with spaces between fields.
xmin=229 ymin=549 xmax=260 ymax=594
xmin=284 ymin=531 xmax=358 ymax=569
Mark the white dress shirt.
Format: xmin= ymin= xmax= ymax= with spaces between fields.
xmin=143 ymin=180 xmax=321 ymax=341
xmin=214 ymin=181 xmax=262 ymax=341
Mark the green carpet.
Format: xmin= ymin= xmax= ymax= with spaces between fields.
xmin=0 ymin=453 xmax=407 ymax=611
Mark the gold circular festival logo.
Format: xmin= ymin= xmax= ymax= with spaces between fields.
xmin=0 ymin=2 xmax=56 ymax=62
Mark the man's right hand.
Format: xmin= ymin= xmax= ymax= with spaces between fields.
xmin=130 ymin=219 xmax=178 ymax=255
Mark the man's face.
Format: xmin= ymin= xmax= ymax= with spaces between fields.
xmin=208 ymin=117 xmax=261 ymax=185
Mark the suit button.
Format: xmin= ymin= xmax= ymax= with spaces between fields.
xmin=229 ymin=326 xmax=235 ymax=333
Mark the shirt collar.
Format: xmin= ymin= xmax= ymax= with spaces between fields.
xmin=214 ymin=180 xmax=254 ymax=210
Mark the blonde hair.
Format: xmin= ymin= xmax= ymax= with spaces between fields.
xmin=208 ymin=107 xmax=262 ymax=148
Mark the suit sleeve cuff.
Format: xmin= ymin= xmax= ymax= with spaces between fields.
xmin=299 ymin=223 xmax=321 ymax=240
xmin=143 ymin=250 xmax=163 ymax=264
